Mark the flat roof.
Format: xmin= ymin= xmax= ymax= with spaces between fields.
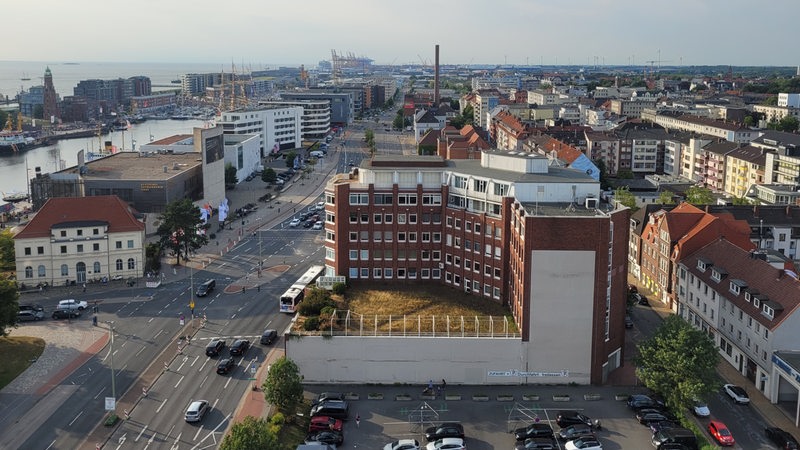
xmin=447 ymin=159 xmax=597 ymax=184
xmin=60 ymin=152 xmax=202 ymax=181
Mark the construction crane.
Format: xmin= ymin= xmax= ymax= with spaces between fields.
xmin=299 ymin=64 xmax=309 ymax=88
xmin=417 ymin=54 xmax=429 ymax=67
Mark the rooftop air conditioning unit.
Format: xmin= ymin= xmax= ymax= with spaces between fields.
xmin=585 ymin=197 xmax=599 ymax=209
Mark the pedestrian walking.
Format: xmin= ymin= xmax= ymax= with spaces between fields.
xmin=241 ymin=286 xmax=245 ymax=294
xmin=82 ymin=283 xmax=86 ymax=293
xmin=356 ymin=414 xmax=360 ymax=428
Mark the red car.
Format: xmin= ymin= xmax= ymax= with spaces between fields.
xmin=309 ymin=415 xmax=343 ymax=433
xmin=708 ymin=420 xmax=735 ymax=446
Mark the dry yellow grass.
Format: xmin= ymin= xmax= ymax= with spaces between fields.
xmin=298 ymin=282 xmax=518 ymax=336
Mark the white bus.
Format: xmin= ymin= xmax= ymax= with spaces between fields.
xmin=279 ymin=265 xmax=325 ymax=313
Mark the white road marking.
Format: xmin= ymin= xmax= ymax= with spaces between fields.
xmin=170 ymin=432 xmax=182 ymax=450
xmin=156 ymin=397 xmax=168 ymax=413
xmin=224 ymin=375 xmax=232 ymax=389
xmin=44 ymin=440 xmax=56 ymax=450
xmin=135 ymin=424 xmax=148 ymax=442
xmin=148 ymin=317 xmax=154 ymax=323
xmin=175 ymin=375 xmax=184 ymax=388
xmin=136 ymin=346 xmax=145 ymax=357
xmin=190 ymin=355 xmax=200 ymax=367
xmin=116 ymin=364 xmax=127 ymax=376
xmin=199 ymin=374 xmax=209 ymax=388
xmin=199 ymin=358 xmax=209 ymax=372
xmin=190 ymin=413 xmax=231 ymax=450
xmin=230 ymin=314 xmax=236 ymax=319
xmin=68 ymin=410 xmax=83 ymax=426
xmin=154 ymin=330 xmax=164 ymax=339
xmin=93 ymin=386 xmax=106 ymax=399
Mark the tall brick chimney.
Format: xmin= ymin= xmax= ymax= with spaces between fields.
xmin=434 ymin=44 xmax=440 ymax=106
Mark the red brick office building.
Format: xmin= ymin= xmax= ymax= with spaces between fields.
xmin=322 ymin=151 xmax=630 ymax=383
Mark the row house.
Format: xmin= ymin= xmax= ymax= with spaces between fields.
xmin=723 ymin=146 xmax=768 ymax=198
xmin=647 ymin=112 xmax=756 ymax=143
xmin=701 ymin=141 xmax=738 ymax=192
xmin=706 ymin=205 xmax=800 ymax=260
xmin=585 ymin=131 xmax=623 ymax=175
xmin=323 ymin=151 xmax=630 ymax=384
xmin=491 ymin=110 xmax=529 ymax=151
xmin=615 ymin=124 xmax=670 ymax=174
xmin=746 ymin=184 xmax=800 ymax=206
xmin=676 ymin=239 xmax=800 ymax=404
xmin=632 ymin=202 xmax=754 ymax=308
xmin=435 ymin=125 xmax=490 ymax=160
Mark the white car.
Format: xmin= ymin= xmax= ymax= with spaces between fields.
xmin=184 ymin=399 xmax=209 ymax=422
xmin=692 ymin=400 xmax=710 ymax=417
xmin=312 ymin=221 xmax=323 ymax=230
xmin=58 ymin=299 xmax=88 ymax=311
xmin=289 ymin=218 xmax=301 ymax=228
xmin=425 ymin=438 xmax=465 ymax=450
xmin=723 ymin=383 xmax=750 ymax=404
xmin=565 ymin=437 xmax=603 ymax=450
xmin=383 ymin=439 xmax=420 ymax=450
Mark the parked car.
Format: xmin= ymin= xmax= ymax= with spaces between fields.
xmin=424 ymin=438 xmax=465 ymax=450
xmin=52 ymin=309 xmax=80 ymax=319
xmin=650 ymin=420 xmax=679 ymax=435
xmin=627 ymin=394 xmax=658 ymax=409
xmin=707 ymin=420 xmax=735 ymax=446
xmin=312 ymin=221 xmax=324 ymax=230
xmin=314 ymin=392 xmax=345 ymax=405
xmin=289 ymin=218 xmax=301 ymax=228
xmin=765 ymin=427 xmax=799 ymax=449
xmin=558 ymin=424 xmax=594 ymax=441
xmin=184 ymin=400 xmax=210 ymax=422
xmin=564 ymin=437 xmax=603 ymax=450
xmin=628 ymin=284 xmax=638 ymax=294
xmin=692 ymin=400 xmax=710 ymax=417
xmin=216 ymin=358 xmax=235 ymax=375
xmin=305 ymin=430 xmax=344 ymax=446
xmin=17 ymin=309 xmax=45 ymax=322
xmin=303 ymin=219 xmax=315 ymax=228
xmin=383 ymin=439 xmax=420 ymax=450
xmin=515 ymin=437 xmax=558 ymax=449
xmin=260 ymin=329 xmax=278 ymax=345
xmin=424 ymin=423 xmax=464 ymax=442
xmin=634 ymin=293 xmax=649 ymax=305
xmin=722 ymin=384 xmax=750 ymax=404
xmin=556 ymin=410 xmax=593 ymax=428
xmin=309 ymin=415 xmax=344 ymax=433
xmin=58 ymin=299 xmax=87 ymax=311
xmin=205 ymin=339 xmax=226 ymax=357
xmin=636 ymin=409 xmax=670 ymax=425
xmin=514 ymin=423 xmax=554 ymax=441
xmin=310 ymin=400 xmax=349 ymax=420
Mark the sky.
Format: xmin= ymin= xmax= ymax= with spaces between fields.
xmin=4 ymin=0 xmax=798 ymax=67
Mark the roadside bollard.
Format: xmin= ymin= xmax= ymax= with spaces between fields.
xmin=163 ymin=361 xmax=168 ymax=371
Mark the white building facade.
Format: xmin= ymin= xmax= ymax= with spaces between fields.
xmin=219 ymin=106 xmax=303 ymax=156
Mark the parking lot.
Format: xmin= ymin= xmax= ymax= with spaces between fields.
xmin=305 ymin=384 xmax=660 ymax=449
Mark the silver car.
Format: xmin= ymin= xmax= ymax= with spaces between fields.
xmin=185 ymin=400 xmax=209 ymax=422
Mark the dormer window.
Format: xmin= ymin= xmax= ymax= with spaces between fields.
xmin=764 ymin=305 xmax=775 ymax=319
xmin=753 ymin=297 xmax=761 ymax=309
xmin=729 ymin=279 xmax=747 ymax=295
xmin=711 ymin=269 xmax=721 ymax=282
xmin=697 ymin=260 xmax=707 ymax=272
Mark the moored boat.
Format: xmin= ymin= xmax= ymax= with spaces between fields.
xmin=2 ymin=191 xmax=29 ymax=203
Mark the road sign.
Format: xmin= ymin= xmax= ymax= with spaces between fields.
xmin=104 ymin=397 xmax=116 ymax=411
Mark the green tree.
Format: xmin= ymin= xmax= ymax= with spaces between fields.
xmin=224 ymin=163 xmax=237 ymax=185
xmin=592 ymin=159 xmax=611 ymax=191
xmin=156 ymin=199 xmax=209 ymax=266
xmin=393 ymin=113 xmax=405 ymax=130
xmin=634 ymin=315 xmax=720 ymax=412
xmin=144 ymin=242 xmax=162 ymax=273
xmin=658 ymin=190 xmax=676 ymax=205
xmin=730 ymin=196 xmax=752 ymax=205
xmin=263 ymin=356 xmax=304 ymax=414
xmin=614 ymin=186 xmax=637 ymax=210
xmin=743 ymin=116 xmax=755 ymax=127
xmin=284 ymin=151 xmax=297 ymax=169
xmin=261 ymin=167 xmax=276 ymax=184
xmin=778 ymin=115 xmax=799 ymax=132
xmin=0 ymin=277 xmax=20 ymax=336
xmin=685 ymin=186 xmax=714 ymax=205
xmin=0 ymin=229 xmax=15 ymax=271
xmin=219 ymin=416 xmax=277 ymax=450
xmin=462 ymin=104 xmax=474 ymax=123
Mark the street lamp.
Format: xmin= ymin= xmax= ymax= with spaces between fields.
xmin=106 ymin=321 xmax=116 ymax=409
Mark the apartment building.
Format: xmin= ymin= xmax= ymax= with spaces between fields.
xmin=473 ymin=89 xmax=501 ymax=129
xmin=676 ymin=239 xmax=800 ymax=401
xmin=608 ymin=99 xmax=656 ymax=119
xmin=723 ymin=145 xmax=768 ymax=198
xmin=219 ymin=106 xmax=303 ymax=156
xmin=322 ymin=151 xmax=630 ymax=384
xmin=260 ymin=100 xmax=331 ymax=140
xmin=647 ymin=112 xmax=756 ymax=143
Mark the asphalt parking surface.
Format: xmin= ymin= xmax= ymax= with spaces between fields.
xmin=305 ymin=385 xmax=659 ymax=449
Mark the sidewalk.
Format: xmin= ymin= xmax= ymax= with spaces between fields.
xmin=624 ymin=276 xmax=799 ymax=431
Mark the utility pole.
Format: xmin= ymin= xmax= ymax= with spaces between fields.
xmin=107 ymin=322 xmax=116 ymax=408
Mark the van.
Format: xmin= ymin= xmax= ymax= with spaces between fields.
xmin=651 ymin=428 xmax=698 ymax=450
xmin=310 ymin=150 xmax=324 ymax=158
xmin=196 ymin=279 xmax=215 ymax=297
xmin=310 ymin=400 xmax=349 ymax=420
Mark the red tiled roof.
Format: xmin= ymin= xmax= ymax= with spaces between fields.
xmin=15 ymin=196 xmax=144 ymax=239
xmin=682 ymin=238 xmax=800 ymax=330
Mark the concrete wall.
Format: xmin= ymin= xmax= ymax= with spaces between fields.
xmin=286 ymin=335 xmax=590 ymax=385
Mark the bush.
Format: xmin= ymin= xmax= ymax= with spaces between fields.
xmin=297 ymin=288 xmax=335 ymax=316
xmin=303 ymin=316 xmax=320 ymax=331
xmin=332 ymin=282 xmax=346 ymax=295
xmin=269 ymin=412 xmax=285 ymax=425
xmin=320 ymin=305 xmax=336 ymax=316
